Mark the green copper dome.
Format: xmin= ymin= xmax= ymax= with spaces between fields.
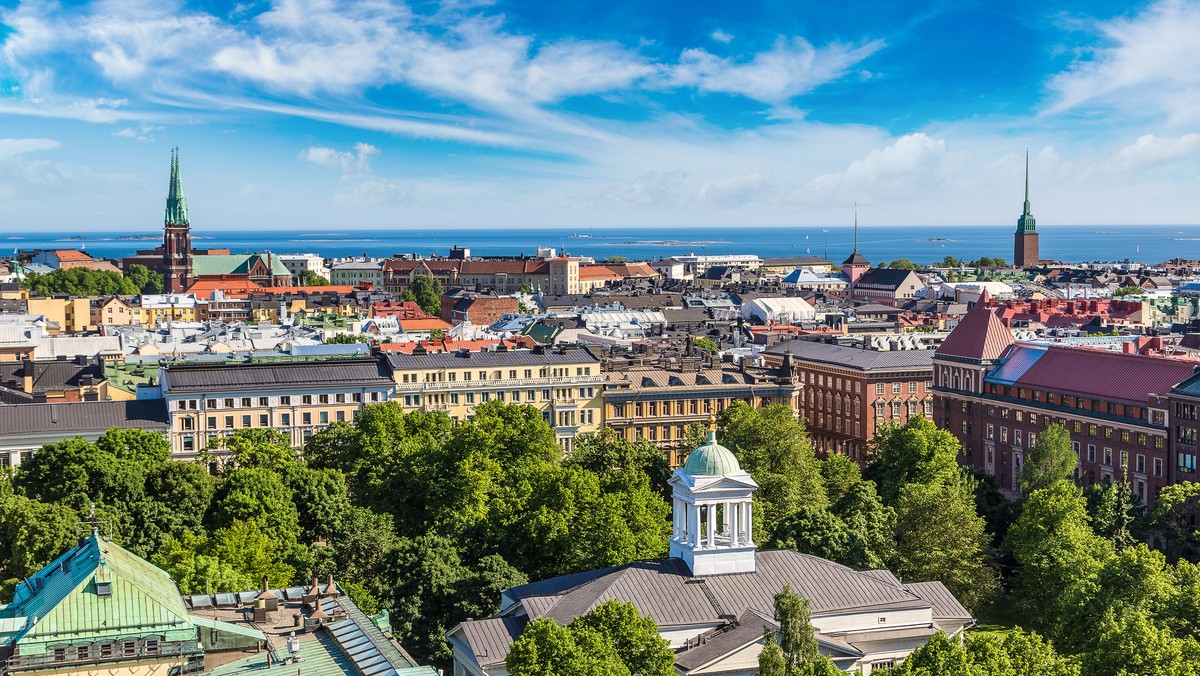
xmin=683 ymin=431 xmax=741 ymax=476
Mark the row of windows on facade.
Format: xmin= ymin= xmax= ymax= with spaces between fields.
xmin=801 ymin=372 xmax=922 ymax=394
xmin=398 ymin=366 xmax=593 ymax=383
xmin=401 ymin=387 xmax=595 ymax=407
xmin=970 ymin=419 xmax=1176 ymax=477
xmin=981 ymin=381 xmax=1155 ymax=421
xmin=47 ymin=638 xmax=170 ymax=663
xmin=174 ymin=392 xmax=383 ymax=410
xmin=957 ymin=400 xmax=1169 ymax=442
xmin=181 ymin=408 xmax=354 ymax=432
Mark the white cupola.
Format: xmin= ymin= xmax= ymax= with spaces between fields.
xmin=668 ymin=426 xmax=758 ymax=576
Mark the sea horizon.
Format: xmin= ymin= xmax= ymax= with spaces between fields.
xmin=4 ymin=224 xmax=1197 ymax=266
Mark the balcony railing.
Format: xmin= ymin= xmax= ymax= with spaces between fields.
xmin=394 ymin=374 xmax=603 ymax=392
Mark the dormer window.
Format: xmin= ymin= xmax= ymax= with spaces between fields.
xmin=96 ymin=581 xmax=112 ymax=596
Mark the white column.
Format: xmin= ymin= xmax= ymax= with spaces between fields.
xmin=744 ymin=501 xmax=754 ymax=544
xmin=707 ymin=504 xmax=716 ymax=548
xmin=672 ymin=499 xmax=680 ymax=540
xmin=690 ymin=504 xmax=699 ymax=545
xmin=724 ymin=501 xmax=734 ymax=549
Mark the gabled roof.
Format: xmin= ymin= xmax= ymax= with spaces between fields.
xmin=0 ymin=535 xmax=195 ymax=650
xmin=986 ymin=344 xmax=1197 ymax=406
xmin=935 ymin=302 xmax=1014 ymax=361
xmin=0 ymin=400 xmax=168 ymax=437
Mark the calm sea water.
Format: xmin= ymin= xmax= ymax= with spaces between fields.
xmin=3 ymin=225 xmax=1198 ymax=265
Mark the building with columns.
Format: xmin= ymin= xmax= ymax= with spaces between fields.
xmin=446 ymin=431 xmax=972 ymax=676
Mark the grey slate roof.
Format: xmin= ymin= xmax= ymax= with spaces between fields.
xmin=0 ymin=400 xmax=169 ymax=436
xmin=457 ymin=617 xmax=526 ymax=669
xmin=0 ymin=359 xmax=104 ymax=394
xmin=765 ymin=340 xmax=934 ymax=372
xmin=903 ymin=581 xmax=973 ymax=622
xmin=386 ymin=346 xmax=597 ymax=370
xmin=674 ymin=609 xmax=776 ymax=671
xmin=509 ymin=551 xmax=928 ymax=629
xmin=163 ymin=358 xmax=394 ymax=393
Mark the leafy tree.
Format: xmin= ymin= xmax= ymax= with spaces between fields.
xmin=882 ymin=258 xmax=920 ymax=271
xmin=968 ymin=629 xmax=1080 ymax=676
xmin=1004 ymin=481 xmax=1114 ymax=634
xmin=566 ymin=428 xmax=671 ymax=498
xmin=0 ymin=487 xmax=80 ymax=596
xmin=408 ymin=274 xmax=443 ymax=315
xmin=428 ymin=328 xmax=444 ymax=340
xmin=322 ymin=333 xmax=371 ymax=344
xmin=719 ymin=402 xmax=825 ymax=541
xmin=1080 ymin=608 xmax=1200 ymax=676
xmin=518 ymin=283 xmax=534 ymax=294
xmin=892 ymin=473 xmax=997 ymax=612
xmin=692 ymin=336 xmax=718 ymax=353
xmin=1085 ymin=471 xmax=1139 ymax=550
xmin=867 ymin=417 xmax=962 ymax=504
xmin=209 ymin=467 xmax=302 ymax=546
xmin=300 ymin=269 xmax=331 ymax=286
xmin=1056 ymin=544 xmax=1175 ymax=654
xmin=765 ymin=505 xmax=855 ymax=565
xmin=1149 ymin=482 xmax=1200 ymax=562
xmin=124 ymin=264 xmax=164 ymax=294
xmin=206 ymin=428 xmax=296 ymax=471
xmin=767 ymin=477 xmax=895 ymax=570
xmin=155 ymin=520 xmax=295 ymax=594
xmin=506 ymin=618 xmax=629 ymax=676
xmin=606 ymin=256 xmax=630 ymax=263
xmin=381 ymin=533 xmax=526 ymax=666
xmin=876 ymin=632 xmax=972 ymax=675
xmin=1113 ymin=285 xmax=1145 ymax=298
xmin=569 ymin=600 xmax=674 ymax=676
xmin=759 ymin=584 xmax=840 ymax=676
xmin=280 ymin=465 xmax=350 ymax=543
xmin=1019 ymin=423 xmax=1076 ymax=494
xmin=23 ymin=267 xmax=140 ymax=296
xmin=968 ymin=468 xmax=1021 ymax=547
xmin=153 ymin=530 xmax=253 ymax=595
xmin=970 ymin=256 xmax=1008 ymax=268
xmin=940 ymin=256 xmax=964 ymax=268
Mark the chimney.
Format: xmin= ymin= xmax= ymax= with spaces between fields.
xmin=22 ymin=358 xmax=34 ymax=393
xmin=322 ymin=573 xmax=339 ymax=598
xmin=304 ymin=576 xmax=320 ymax=603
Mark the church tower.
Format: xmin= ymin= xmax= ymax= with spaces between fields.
xmin=842 ymin=205 xmax=869 ymax=287
xmin=163 ymin=148 xmax=193 ymax=293
xmin=669 ymin=423 xmax=758 ymax=576
xmin=1013 ymin=150 xmax=1039 ymax=268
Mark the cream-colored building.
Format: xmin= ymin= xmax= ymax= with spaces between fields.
xmin=386 ymin=345 xmax=603 ymax=451
xmin=159 ymin=357 xmax=395 ymax=458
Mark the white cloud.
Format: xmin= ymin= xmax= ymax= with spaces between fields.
xmin=710 ymin=29 xmax=733 ymax=44
xmin=0 ymin=138 xmax=60 ymax=158
xmin=670 ymin=36 xmax=884 ymax=103
xmin=1105 ymin=133 xmax=1200 ymax=172
xmin=793 ymin=133 xmax=949 ymax=205
xmin=698 ymin=171 xmax=773 ymax=207
xmin=1047 ymin=0 xmax=1200 ymax=125
xmin=299 ymin=141 xmax=406 ymax=204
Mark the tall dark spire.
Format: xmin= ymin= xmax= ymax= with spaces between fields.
xmin=165 ymin=147 xmax=189 ymax=226
xmin=1016 ymin=149 xmax=1036 ymax=233
xmin=853 ymin=203 xmax=859 ymax=252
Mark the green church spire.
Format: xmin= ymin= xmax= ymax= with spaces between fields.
xmin=1017 ymin=149 xmax=1036 ymax=233
xmin=165 ymin=147 xmax=189 ymax=226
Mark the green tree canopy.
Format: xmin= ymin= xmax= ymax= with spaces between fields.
xmin=718 ymin=402 xmax=825 ymax=540
xmin=1004 ymin=480 xmax=1114 ymax=635
xmin=867 ymin=417 xmax=963 ymax=504
xmin=1019 ymin=423 xmax=1077 ymax=494
xmin=759 ymin=584 xmax=840 ymax=676
xmin=300 ymin=269 xmax=331 ymax=286
xmin=207 ymin=428 xmax=296 ymax=472
xmin=23 ymin=267 xmax=141 ymax=296
xmin=506 ymin=618 xmax=630 ymax=676
xmin=892 ymin=473 xmax=997 ymax=612
xmin=124 ymin=264 xmax=164 ymax=294
xmin=408 ymin=274 xmax=444 ymax=315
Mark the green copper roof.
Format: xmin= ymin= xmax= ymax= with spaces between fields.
xmin=683 ymin=431 xmax=741 ymax=476
xmin=165 ymin=147 xmax=189 ymax=225
xmin=0 ymin=534 xmax=197 ymax=652
xmin=1016 ymin=149 xmax=1036 ymax=233
xmin=192 ymin=253 xmax=289 ymax=277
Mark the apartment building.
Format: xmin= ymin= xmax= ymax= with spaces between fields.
xmin=602 ymin=359 xmax=801 ymax=466
xmin=762 ymin=340 xmax=935 ymax=461
xmin=933 ymin=301 xmax=1194 ymax=502
xmin=385 ymin=345 xmax=603 ymax=451
xmin=159 ymin=358 xmax=396 ymax=458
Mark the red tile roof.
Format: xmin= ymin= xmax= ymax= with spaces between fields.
xmin=1001 ymin=345 xmax=1197 ymax=406
xmin=936 ymin=301 xmax=1014 ymax=361
xmin=52 ymin=249 xmax=93 ymax=261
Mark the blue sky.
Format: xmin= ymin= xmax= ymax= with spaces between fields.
xmin=1 ymin=0 xmax=1199 ymax=231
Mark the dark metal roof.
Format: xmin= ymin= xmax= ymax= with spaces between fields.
xmin=903 ymin=581 xmax=973 ymax=622
xmin=674 ymin=609 xmax=776 ymax=671
xmin=765 ymin=340 xmax=934 ymax=372
xmin=0 ymin=400 xmax=168 ymax=436
xmin=386 ymin=346 xmax=598 ymax=370
xmin=456 ymin=617 xmax=526 ymax=669
xmin=163 ymin=358 xmax=394 ymax=393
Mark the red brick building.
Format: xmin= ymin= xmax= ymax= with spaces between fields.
xmin=763 ymin=340 xmax=934 ymax=460
xmin=933 ymin=301 xmax=1196 ymax=502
